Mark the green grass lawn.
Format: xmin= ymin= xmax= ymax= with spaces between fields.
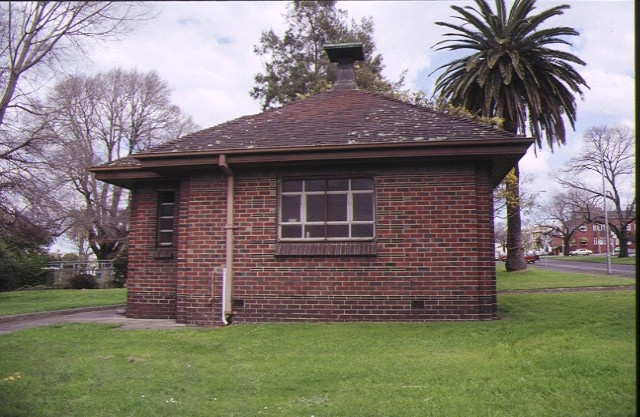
xmin=0 ymin=270 xmax=636 ymax=417
xmin=0 ymin=269 xmax=632 ymax=316
xmin=496 ymin=268 xmax=635 ymax=291
xmin=0 ymin=288 xmax=126 ymax=316
xmin=543 ymin=255 xmax=636 ymax=265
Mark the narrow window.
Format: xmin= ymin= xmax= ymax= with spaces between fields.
xmin=157 ymin=190 xmax=175 ymax=247
xmin=278 ymin=178 xmax=375 ymax=241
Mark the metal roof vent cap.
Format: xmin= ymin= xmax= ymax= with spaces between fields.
xmin=324 ymin=43 xmax=365 ymax=90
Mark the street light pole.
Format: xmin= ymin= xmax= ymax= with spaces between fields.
xmin=602 ymin=159 xmax=612 ymax=274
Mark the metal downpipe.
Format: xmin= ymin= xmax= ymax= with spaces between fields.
xmin=219 ymin=155 xmax=235 ymax=325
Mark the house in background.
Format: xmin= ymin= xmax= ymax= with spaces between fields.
xmin=566 ymin=217 xmax=636 ymax=254
xmin=90 ymin=44 xmax=533 ymax=326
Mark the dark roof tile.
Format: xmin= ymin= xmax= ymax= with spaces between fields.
xmin=141 ymin=89 xmax=523 ymax=156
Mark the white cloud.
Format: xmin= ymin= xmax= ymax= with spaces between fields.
xmin=568 ymin=1 xmax=635 ymax=76
xmin=88 ymin=2 xmax=289 ymax=127
xmin=338 ymin=1 xmax=456 ymax=90
xmin=580 ymin=70 xmax=635 ymax=119
xmin=83 ymin=0 xmax=633 ymax=173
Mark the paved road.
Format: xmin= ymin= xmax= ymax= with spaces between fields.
xmin=528 ymin=258 xmax=636 ymax=279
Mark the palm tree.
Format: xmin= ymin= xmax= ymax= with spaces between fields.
xmin=432 ymin=0 xmax=588 ymax=271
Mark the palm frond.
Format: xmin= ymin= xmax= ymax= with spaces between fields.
xmin=432 ymin=0 xmax=588 ymax=149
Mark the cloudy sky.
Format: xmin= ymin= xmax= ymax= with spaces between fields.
xmin=86 ymin=0 xmax=635 ymax=198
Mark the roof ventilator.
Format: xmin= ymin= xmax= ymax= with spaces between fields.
xmin=324 ymin=42 xmax=365 ymax=90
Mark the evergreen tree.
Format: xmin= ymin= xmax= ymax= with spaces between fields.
xmin=251 ymin=1 xmax=403 ymax=110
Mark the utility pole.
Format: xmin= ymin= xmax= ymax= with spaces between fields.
xmin=602 ymin=159 xmax=612 ymax=274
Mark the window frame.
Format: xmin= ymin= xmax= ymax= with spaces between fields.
xmin=277 ymin=177 xmax=376 ymax=242
xmin=156 ymin=190 xmax=176 ymax=248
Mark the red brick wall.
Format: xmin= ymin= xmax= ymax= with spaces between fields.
xmin=125 ymin=161 xmax=497 ymax=325
xmin=230 ymin=162 xmax=496 ymax=323
xmin=126 ymin=185 xmax=178 ymax=319
xmin=174 ymin=175 xmax=227 ymax=326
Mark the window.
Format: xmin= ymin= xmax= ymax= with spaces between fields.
xmin=157 ymin=190 xmax=175 ymax=247
xmin=279 ymin=178 xmax=375 ymax=241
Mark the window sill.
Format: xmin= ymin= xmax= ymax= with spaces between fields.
xmin=275 ymin=241 xmax=377 ymax=257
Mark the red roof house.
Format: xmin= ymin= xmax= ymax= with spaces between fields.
xmin=90 ymin=44 xmax=533 ymax=326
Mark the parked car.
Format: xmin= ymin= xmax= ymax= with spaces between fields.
xmin=497 ymin=253 xmax=536 ymax=263
xmin=569 ymin=248 xmax=592 ymax=256
xmin=614 ymin=247 xmax=636 ymax=255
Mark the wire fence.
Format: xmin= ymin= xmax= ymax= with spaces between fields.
xmin=45 ymin=261 xmax=114 ymax=288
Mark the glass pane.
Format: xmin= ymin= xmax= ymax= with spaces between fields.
xmin=328 ymin=179 xmax=349 ymax=191
xmin=282 ymin=180 xmax=302 ymax=192
xmin=281 ymin=195 xmax=301 ymax=222
xmin=327 ymin=194 xmax=347 ymax=221
xmin=159 ymin=204 xmax=174 ymax=217
xmin=158 ymin=231 xmax=173 ymax=245
xmin=281 ymin=225 xmax=302 ymax=238
xmin=352 ymin=224 xmax=374 ymax=238
xmin=326 ymin=225 xmax=349 ymax=238
xmin=305 ymin=179 xmax=326 ymax=191
xmin=353 ymin=193 xmax=373 ymax=221
xmin=304 ymin=225 xmax=325 ymax=238
xmin=158 ymin=191 xmax=175 ymax=204
xmin=159 ymin=218 xmax=174 ymax=230
xmin=306 ymin=195 xmax=326 ymax=222
xmin=351 ymin=178 xmax=374 ymax=190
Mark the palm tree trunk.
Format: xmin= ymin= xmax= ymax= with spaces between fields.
xmin=505 ymin=163 xmax=526 ymax=271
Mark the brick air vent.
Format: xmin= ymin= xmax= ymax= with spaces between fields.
xmin=275 ymin=241 xmax=377 ymax=256
xmin=153 ymin=247 xmax=174 ymax=259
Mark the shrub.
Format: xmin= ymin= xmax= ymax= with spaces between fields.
xmin=0 ymin=243 xmax=50 ymax=291
xmin=111 ymin=247 xmax=128 ymax=288
xmin=69 ymin=273 xmax=98 ymax=289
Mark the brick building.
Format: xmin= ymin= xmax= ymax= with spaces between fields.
xmin=552 ymin=218 xmax=636 ymax=254
xmin=90 ymin=44 xmax=532 ymax=326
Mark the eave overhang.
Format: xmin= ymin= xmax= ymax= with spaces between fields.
xmin=89 ymin=138 xmax=533 ymax=189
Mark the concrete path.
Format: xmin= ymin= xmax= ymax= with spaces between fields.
xmin=0 ymin=305 xmax=187 ymax=334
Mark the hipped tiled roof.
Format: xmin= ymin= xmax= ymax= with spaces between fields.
xmin=144 ymin=89 xmax=521 ymax=156
xmin=91 ymin=89 xmax=533 ymax=187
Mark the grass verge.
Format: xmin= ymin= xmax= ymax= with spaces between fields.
xmin=496 ymin=268 xmax=635 ymax=292
xmin=543 ymin=255 xmax=636 ymax=265
xmin=0 ymin=269 xmax=633 ymax=317
xmin=0 ymin=289 xmax=126 ymax=316
xmin=0 ymin=290 xmax=635 ymax=417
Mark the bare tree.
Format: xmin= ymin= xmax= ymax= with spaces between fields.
xmin=494 ymin=221 xmax=507 ymax=257
xmin=0 ymin=2 xmax=152 ymax=128
xmin=535 ymin=190 xmax=596 ymax=256
xmin=0 ymin=1 xmax=153 ymax=246
xmin=556 ymin=125 xmax=636 ymax=257
xmin=41 ymin=69 xmax=199 ymax=259
xmin=494 ymin=171 xmax=538 ymax=220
